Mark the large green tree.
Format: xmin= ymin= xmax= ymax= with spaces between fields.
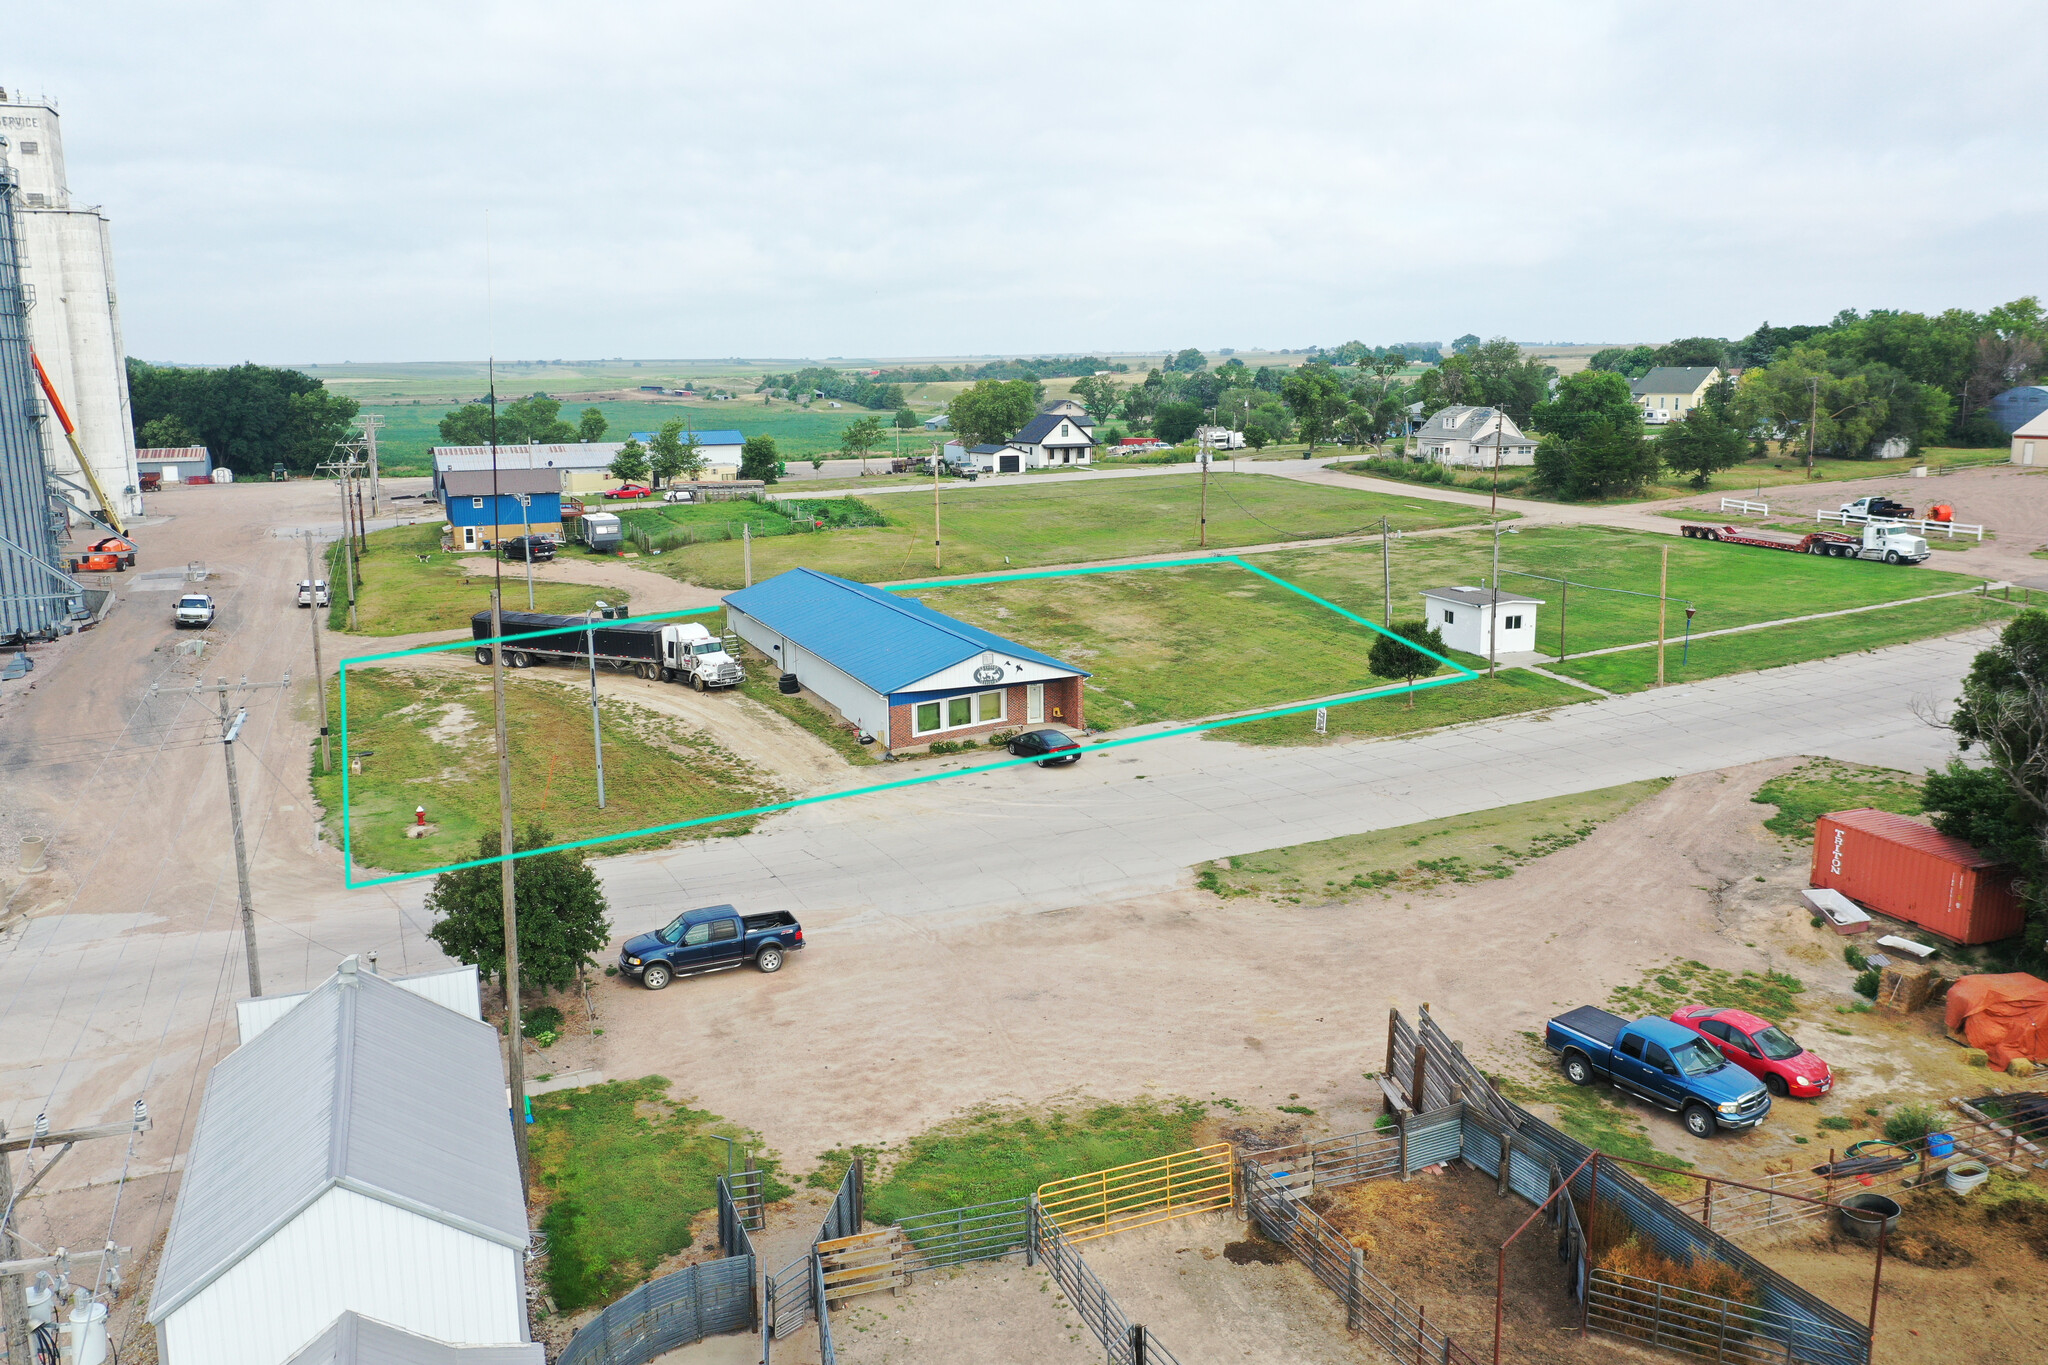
xmin=1165 ymin=347 xmax=1207 ymax=373
xmin=127 ymin=360 xmax=361 ymax=475
xmin=424 ymin=824 xmax=612 ymax=993
xmin=1923 ymin=610 xmax=2048 ymax=964
xmin=647 ymin=422 xmax=688 ymax=485
xmin=608 ymin=437 xmax=649 ymax=485
xmin=1530 ymin=371 xmax=1658 ymax=498
xmin=740 ymin=434 xmax=781 ymax=484
xmin=1588 ymin=345 xmax=1658 ymax=379
xmin=840 ymin=414 xmax=886 ymax=472
xmin=1464 ymin=338 xmax=1553 ymax=425
xmin=437 ymin=391 xmax=577 ymax=447
xmin=947 ymin=379 xmax=1038 ymax=446
xmin=1280 ymin=364 xmax=1349 ymax=448
xmin=1368 ymin=620 xmax=1447 ymax=708
xmin=1070 ymin=375 xmax=1122 ymax=422
xmin=1659 ymin=403 xmax=1748 ymax=488
xmin=578 ymin=407 xmax=608 ymax=442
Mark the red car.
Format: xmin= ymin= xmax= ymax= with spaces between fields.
xmin=1670 ymin=1006 xmax=1832 ymax=1099
xmin=610 ymin=484 xmax=653 ymax=499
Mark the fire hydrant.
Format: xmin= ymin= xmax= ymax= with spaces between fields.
xmin=415 ymin=806 xmax=427 ymax=828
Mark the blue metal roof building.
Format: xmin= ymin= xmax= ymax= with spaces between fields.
xmin=724 ymin=568 xmax=1089 ymax=751
xmin=1989 ymin=386 xmax=2048 ymax=436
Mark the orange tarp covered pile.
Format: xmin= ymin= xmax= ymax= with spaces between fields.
xmin=1945 ymin=973 xmax=2048 ymax=1071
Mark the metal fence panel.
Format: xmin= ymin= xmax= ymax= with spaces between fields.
xmin=1032 ymin=1199 xmax=1185 ymax=1365
xmin=769 ymin=1254 xmax=814 ymax=1340
xmin=1590 ymin=1268 xmax=1870 ymax=1365
xmin=894 ymin=1196 xmax=1030 ymax=1272
xmin=1405 ymin=1108 xmax=1465 ymax=1170
xmin=556 ymin=1256 xmax=757 ymax=1365
xmin=1037 ymin=1143 xmax=1233 ymax=1243
xmin=1507 ymin=1148 xmax=1550 ymax=1206
xmin=815 ymin=1254 xmax=837 ymax=1365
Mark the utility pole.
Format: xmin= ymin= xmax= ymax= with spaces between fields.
xmin=585 ymin=607 xmax=607 ymax=811
xmin=1 ymin=1109 xmax=149 ymax=1364
xmin=521 ymin=494 xmax=534 ymax=609
xmin=320 ymin=451 xmax=365 ymax=631
xmin=1807 ymin=377 xmax=1819 ymax=478
xmin=484 ymin=359 xmax=530 ymax=1182
xmin=1488 ymin=521 xmax=1503 ymax=680
xmin=742 ymin=521 xmax=752 ymax=588
xmin=1490 ymin=409 xmax=1505 ymax=520
xmin=359 ymin=413 xmax=385 ymax=516
xmin=1198 ymin=435 xmax=1210 ymax=548
xmin=1657 ymin=546 xmax=1670 ymax=687
xmin=932 ymin=447 xmax=943 ymax=571
xmin=153 ymin=675 xmax=290 ymax=995
xmin=1380 ymin=516 xmax=1392 ymax=625
xmin=304 ymin=533 xmax=331 ymax=773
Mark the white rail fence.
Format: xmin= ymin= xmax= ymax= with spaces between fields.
xmin=1815 ymin=509 xmax=1985 ymax=540
xmin=1719 ymin=498 xmax=1769 ymax=515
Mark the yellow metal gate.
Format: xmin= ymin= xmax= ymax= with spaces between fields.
xmin=1036 ymin=1143 xmax=1234 ymax=1243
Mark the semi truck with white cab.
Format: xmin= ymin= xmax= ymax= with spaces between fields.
xmin=471 ymin=611 xmax=744 ymax=690
xmin=1681 ymin=522 xmax=1929 ymax=564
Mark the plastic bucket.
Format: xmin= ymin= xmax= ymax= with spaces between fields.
xmin=1946 ymin=1160 xmax=1990 ymax=1195
xmin=1926 ymin=1132 xmax=1956 ymax=1159
xmin=1837 ymin=1193 xmax=1902 ymax=1243
xmin=17 ymin=835 xmax=46 ymax=873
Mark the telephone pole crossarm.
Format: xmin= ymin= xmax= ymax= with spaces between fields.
xmin=0 ymin=1115 xmax=149 ymax=1154
xmin=0 ymin=1245 xmax=129 ymax=1279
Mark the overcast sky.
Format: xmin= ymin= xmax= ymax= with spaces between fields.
xmin=15 ymin=2 xmax=2046 ymax=366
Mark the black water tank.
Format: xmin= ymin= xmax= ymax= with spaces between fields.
xmin=778 ymin=673 xmax=800 ymax=695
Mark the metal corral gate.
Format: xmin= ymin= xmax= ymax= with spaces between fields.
xmin=558 ymin=1177 xmax=758 ymax=1365
xmin=1032 ymin=1197 xmax=1185 ymax=1365
xmin=1589 ymin=1268 xmax=1860 ymax=1365
xmin=1035 ymin=1143 xmax=1234 ymax=1242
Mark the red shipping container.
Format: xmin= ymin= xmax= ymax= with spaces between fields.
xmin=1811 ymin=808 xmax=2025 ymax=945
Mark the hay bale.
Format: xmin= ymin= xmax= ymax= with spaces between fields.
xmin=1965 ymin=1050 xmax=1991 ymax=1068
xmin=1877 ymin=964 xmax=1936 ymax=1014
xmin=2011 ymin=1057 xmax=2039 ymax=1079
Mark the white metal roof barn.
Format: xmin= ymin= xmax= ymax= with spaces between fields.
xmin=282 ymin=1312 xmax=541 ymax=1364
xmin=149 ymin=959 xmax=532 ymax=1365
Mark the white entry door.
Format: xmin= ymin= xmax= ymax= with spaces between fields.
xmin=462 ymin=526 xmax=478 ymax=548
xmin=1027 ymin=683 xmax=1045 ymax=724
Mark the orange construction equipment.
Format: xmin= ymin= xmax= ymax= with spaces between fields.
xmin=1945 ymin=973 xmax=2048 ymax=1071
xmin=30 ymin=349 xmax=127 ymax=535
xmin=1927 ymin=503 xmax=1955 ymax=523
xmin=87 ymin=535 xmax=137 ymax=567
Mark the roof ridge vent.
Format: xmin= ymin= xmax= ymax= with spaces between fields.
xmin=337 ymin=954 xmax=360 ymax=984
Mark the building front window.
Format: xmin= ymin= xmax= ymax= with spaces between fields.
xmin=913 ymin=688 xmax=1007 ymax=736
xmin=1504 ymin=614 xmax=1523 ymax=630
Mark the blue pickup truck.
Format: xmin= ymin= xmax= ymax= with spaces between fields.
xmin=618 ymin=905 xmax=804 ymax=990
xmin=1545 ymin=1006 xmax=1771 ymax=1139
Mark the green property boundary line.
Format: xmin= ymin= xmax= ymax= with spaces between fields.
xmin=337 ymin=553 xmax=1480 ymax=888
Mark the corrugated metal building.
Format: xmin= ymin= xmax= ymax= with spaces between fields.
xmin=439 ymin=469 xmax=563 ymax=548
xmin=234 ymin=964 xmax=482 ymax=1045
xmin=137 ymin=445 xmax=214 ymax=482
xmin=283 ymin=1312 xmax=541 ymax=1364
xmin=723 ymin=567 xmax=1088 ymax=751
xmin=150 ymin=958 xmax=532 ymax=1365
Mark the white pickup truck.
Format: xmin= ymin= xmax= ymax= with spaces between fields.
xmin=174 ymin=594 xmax=216 ymax=628
xmin=296 ymin=579 xmax=331 ymax=607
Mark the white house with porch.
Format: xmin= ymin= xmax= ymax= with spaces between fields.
xmin=1420 ymin=586 xmax=1543 ymax=657
xmin=1409 ymin=407 xmax=1535 ymax=467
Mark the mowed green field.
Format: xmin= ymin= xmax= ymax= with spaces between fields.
xmin=318 ymin=668 xmax=782 ymax=873
xmin=656 ymin=474 xmax=1498 ymax=589
xmin=1255 ymin=525 xmax=1985 ymax=657
xmin=328 ymin=523 xmax=626 ymax=635
xmin=361 ymin=399 xmax=907 ymax=474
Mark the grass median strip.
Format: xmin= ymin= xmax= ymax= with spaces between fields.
xmin=1195 ymin=778 xmax=1670 ymax=903
xmin=1218 ymin=666 xmax=1591 ymax=746
xmin=1545 ymin=592 xmax=2014 ymax=693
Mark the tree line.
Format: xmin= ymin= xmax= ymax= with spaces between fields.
xmin=127 ymin=359 xmax=361 ymax=476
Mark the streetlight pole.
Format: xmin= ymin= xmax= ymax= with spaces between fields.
xmin=1489 ymin=521 xmax=1503 ymax=680
xmin=586 ymin=608 xmax=607 ymax=810
xmin=1380 ymin=516 xmax=1393 ymax=626
xmin=304 ymin=532 xmax=331 ymax=773
xmin=1490 ymin=408 xmax=1505 ymax=521
xmin=216 ymin=692 xmax=261 ymax=997
xmin=521 ymin=494 xmax=534 ymax=609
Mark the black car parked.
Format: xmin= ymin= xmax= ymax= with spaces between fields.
xmin=501 ymin=535 xmax=557 ymax=562
xmin=1007 ymin=728 xmax=1082 ymax=767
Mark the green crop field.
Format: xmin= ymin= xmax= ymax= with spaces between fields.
xmin=359 ymin=398 xmax=905 ymax=475
xmin=326 ymin=522 xmax=625 ymax=635
xmin=1253 ymin=524 xmax=1986 ymax=660
xmin=316 ymin=667 xmax=782 ymax=873
xmin=652 ymin=474 xmax=1498 ymax=590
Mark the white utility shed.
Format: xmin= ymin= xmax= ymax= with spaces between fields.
xmin=234 ymin=964 xmax=482 ymax=1044
xmin=283 ymin=1312 xmax=542 ymax=1364
xmin=150 ymin=959 xmax=532 ymax=1365
xmin=1420 ymin=586 xmax=1543 ymax=657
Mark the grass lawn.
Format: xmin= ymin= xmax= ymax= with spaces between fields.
xmin=315 ymin=668 xmax=783 ymax=873
xmin=1492 ymin=1061 xmax=1695 ymax=1191
xmin=1331 ymin=447 xmax=2015 ymax=505
xmin=906 ymin=563 xmax=1398 ymax=729
xmin=1217 ymin=667 xmax=1592 ymax=746
xmin=327 ymin=522 xmax=626 ymax=635
xmin=1547 ymin=593 xmax=2015 ymax=693
xmin=732 ymin=643 xmax=878 ymax=765
xmin=655 ymin=474 xmax=1498 ymax=590
xmin=852 ymin=1099 xmax=1210 ymax=1225
xmin=1194 ymin=779 xmax=1669 ymax=903
xmin=615 ymin=496 xmax=885 ymax=553
xmin=528 ymin=1077 xmax=788 ymax=1312
xmin=1751 ymin=759 xmax=1923 ymax=838
xmin=1253 ymin=525 xmax=1987 ymax=660
xmin=360 ymin=398 xmax=898 ymax=474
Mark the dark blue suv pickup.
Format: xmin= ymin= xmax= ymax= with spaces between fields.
xmin=1545 ymin=1006 xmax=1771 ymax=1139
xmin=618 ymin=905 xmax=804 ymax=990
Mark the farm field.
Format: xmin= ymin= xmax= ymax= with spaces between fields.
xmin=327 ymin=522 xmax=625 ymax=635
xmin=357 ymin=397 xmax=898 ymax=474
xmin=1252 ymin=524 xmax=1986 ymax=659
xmin=654 ymin=474 xmax=1500 ymax=590
xmin=316 ymin=667 xmax=781 ymax=873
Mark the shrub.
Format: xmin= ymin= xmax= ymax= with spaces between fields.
xmin=1844 ymin=944 xmax=1869 ymax=970
xmin=1853 ymin=968 xmax=1881 ymax=998
xmin=1817 ymin=1116 xmax=1853 ymax=1132
xmin=1883 ymin=1103 xmax=1939 ymax=1144
xmin=524 ymin=1004 xmax=565 ymax=1038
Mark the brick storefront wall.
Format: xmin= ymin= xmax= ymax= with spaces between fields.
xmin=885 ymin=677 xmax=1085 ymax=751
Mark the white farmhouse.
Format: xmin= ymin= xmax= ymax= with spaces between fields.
xmin=1409 ymin=406 xmax=1536 ymax=467
xmin=149 ymin=958 xmax=537 ymax=1365
xmin=1420 ymin=586 xmax=1543 ymax=657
